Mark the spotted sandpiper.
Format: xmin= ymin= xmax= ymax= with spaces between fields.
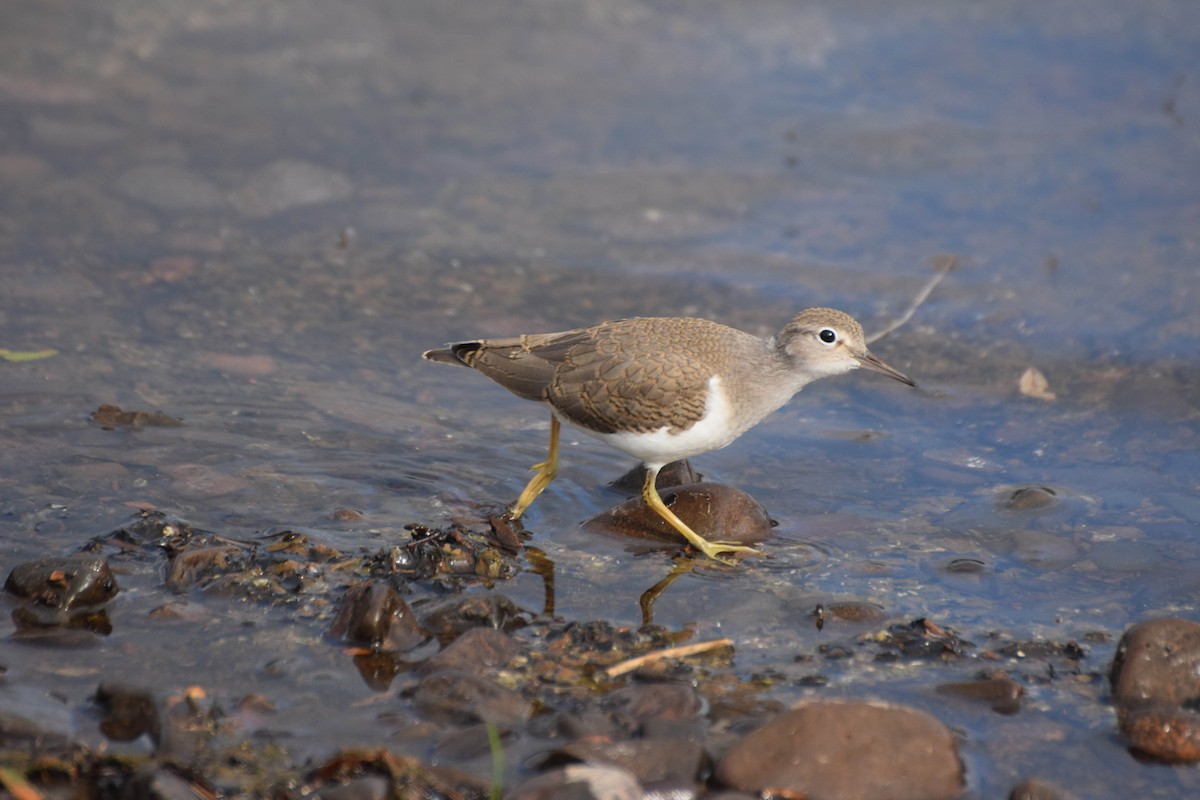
xmin=423 ymin=308 xmax=916 ymax=562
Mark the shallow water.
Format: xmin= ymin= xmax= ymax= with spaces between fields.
xmin=1 ymin=0 xmax=1199 ymax=795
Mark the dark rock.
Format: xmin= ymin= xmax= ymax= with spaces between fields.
xmin=936 ymin=676 xmax=1024 ymax=715
xmin=823 ymin=601 xmax=887 ymax=624
xmin=5 ymin=556 xmax=119 ymax=608
xmin=1001 ymin=486 xmax=1058 ymax=511
xmin=417 ymin=626 xmax=520 ymax=675
xmin=95 ymin=683 xmax=160 ymax=744
xmin=412 ymin=670 xmax=532 ymax=725
xmin=582 ymin=483 xmax=772 ymax=549
xmin=328 ymin=581 xmax=426 ymax=651
xmin=418 ymin=592 xmax=525 ymax=643
xmin=1110 ymin=618 xmax=1200 ymax=709
xmin=715 ymin=699 xmax=964 ymax=799
xmin=1009 ymin=777 xmax=1080 ymax=800
xmin=508 ymin=764 xmax=642 ymax=800
xmin=610 ymin=460 xmax=700 ymax=493
xmin=604 ymin=684 xmax=703 ymax=729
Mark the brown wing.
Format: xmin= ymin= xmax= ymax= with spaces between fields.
xmin=426 ymin=318 xmax=731 ymax=434
xmin=545 ymin=319 xmax=714 ymax=435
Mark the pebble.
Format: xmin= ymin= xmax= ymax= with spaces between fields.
xmin=1110 ymin=617 xmax=1200 ymax=709
xmin=4 ymin=556 xmax=119 ymax=608
xmin=714 ymin=699 xmax=963 ymax=799
xmin=412 ymin=670 xmax=532 ymax=725
xmin=582 ymin=482 xmax=772 ymax=548
xmin=936 ymin=676 xmax=1024 ymax=715
xmin=327 ymin=581 xmax=426 ymax=651
xmin=416 ymin=625 xmax=520 ymax=675
xmin=1109 ymin=617 xmax=1200 ymax=762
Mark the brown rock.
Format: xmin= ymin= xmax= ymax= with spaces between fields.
xmin=1120 ymin=707 xmax=1200 ymax=763
xmin=417 ymin=592 xmax=525 ymax=643
xmin=936 ymin=676 xmax=1024 ymax=715
xmin=4 ymin=556 xmax=119 ymax=608
xmin=604 ymin=684 xmax=703 ymax=727
xmin=583 ymin=483 xmax=772 ymax=548
xmin=715 ymin=699 xmax=964 ymax=799
xmin=412 ymin=670 xmax=532 ymax=725
xmin=1110 ymin=617 xmax=1200 ymax=709
xmin=417 ymin=626 xmax=520 ymax=675
xmin=328 ymin=581 xmax=426 ymax=651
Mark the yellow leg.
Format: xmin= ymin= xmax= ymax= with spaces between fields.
xmin=640 ymin=467 xmax=761 ymax=563
xmin=509 ymin=415 xmax=560 ymax=519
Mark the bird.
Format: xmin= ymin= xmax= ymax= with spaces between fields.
xmin=422 ymin=308 xmax=916 ymax=562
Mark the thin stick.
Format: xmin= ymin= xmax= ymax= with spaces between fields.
xmin=866 ymin=254 xmax=959 ymax=345
xmin=603 ymin=638 xmax=734 ymax=678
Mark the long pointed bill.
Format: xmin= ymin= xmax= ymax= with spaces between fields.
xmin=856 ymin=352 xmax=917 ymax=388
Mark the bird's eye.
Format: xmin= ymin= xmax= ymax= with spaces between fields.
xmin=818 ymin=328 xmax=838 ymax=344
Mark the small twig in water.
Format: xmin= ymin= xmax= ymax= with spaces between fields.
xmin=604 ymin=638 xmax=734 ymax=679
xmin=866 ymin=254 xmax=960 ymax=345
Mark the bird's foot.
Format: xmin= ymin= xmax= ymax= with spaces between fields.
xmin=689 ymin=539 xmax=763 ymax=565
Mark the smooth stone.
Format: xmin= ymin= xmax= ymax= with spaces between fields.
xmin=327 ymin=581 xmax=426 ymax=651
xmin=1110 ymin=618 xmax=1200 ymax=709
xmin=582 ymin=483 xmax=772 ymax=547
xmin=1000 ymin=486 xmax=1059 ymax=511
xmin=4 ymin=556 xmax=119 ymax=608
xmin=609 ymin=460 xmax=701 ymax=493
xmin=412 ymin=670 xmax=532 ymax=725
xmin=417 ymin=625 xmax=520 ymax=675
xmin=603 ymin=684 xmax=703 ymax=728
xmin=1119 ymin=707 xmax=1200 ymax=763
xmin=936 ymin=676 xmax=1024 ymax=715
xmin=715 ymin=699 xmax=963 ymax=799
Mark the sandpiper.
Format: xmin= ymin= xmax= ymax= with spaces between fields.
xmin=423 ymin=308 xmax=916 ymax=562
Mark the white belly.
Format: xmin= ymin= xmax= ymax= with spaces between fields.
xmin=562 ymin=375 xmax=766 ymax=470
